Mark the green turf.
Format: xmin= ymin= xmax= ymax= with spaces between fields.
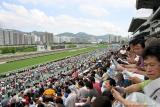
xmin=0 ymin=44 xmax=107 ymax=74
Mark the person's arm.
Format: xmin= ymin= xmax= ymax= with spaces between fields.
xmin=126 ymin=68 xmax=147 ymax=76
xmin=116 ymin=64 xmax=136 ymax=72
xmin=119 ymin=97 xmax=146 ymax=107
xmin=129 ymin=77 xmax=142 ymax=84
xmin=133 ymin=70 xmax=147 ymax=76
xmin=111 ymin=88 xmax=146 ymax=107
xmin=116 ymin=65 xmax=146 ymax=77
xmin=124 ymin=83 xmax=141 ymax=93
xmin=122 ymin=64 xmax=137 ymax=68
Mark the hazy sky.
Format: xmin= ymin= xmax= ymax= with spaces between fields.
xmin=0 ymin=0 xmax=153 ymax=36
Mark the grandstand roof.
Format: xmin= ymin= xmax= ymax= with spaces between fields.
xmin=151 ymin=7 xmax=160 ymax=21
xmin=136 ymin=0 xmax=160 ymax=10
xmin=128 ymin=17 xmax=147 ymax=32
xmin=134 ymin=28 xmax=150 ymax=39
xmin=138 ymin=21 xmax=150 ymax=31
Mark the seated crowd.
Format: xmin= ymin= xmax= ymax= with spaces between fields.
xmin=0 ymin=37 xmax=160 ymax=107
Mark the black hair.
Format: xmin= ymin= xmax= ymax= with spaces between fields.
xmin=57 ymin=92 xmax=62 ymax=97
xmin=131 ymin=39 xmax=145 ymax=48
xmin=126 ymin=46 xmax=130 ymax=51
xmin=107 ymin=78 xmax=116 ymax=87
xmin=37 ymin=103 xmax=45 ymax=107
xmin=85 ymin=81 xmax=93 ymax=89
xmin=65 ymin=88 xmax=71 ymax=94
xmin=129 ymin=39 xmax=134 ymax=45
xmin=102 ymin=91 xmax=115 ymax=101
xmin=105 ymin=60 xmax=111 ymax=68
xmin=70 ymin=79 xmax=76 ymax=85
xmin=90 ymin=73 xmax=94 ymax=77
xmin=102 ymin=66 xmax=107 ymax=72
xmin=43 ymin=96 xmax=50 ymax=103
xmin=78 ymin=80 xmax=84 ymax=87
xmin=89 ymin=76 xmax=95 ymax=83
xmin=142 ymin=44 xmax=160 ymax=62
xmin=92 ymin=96 xmax=112 ymax=107
xmin=55 ymin=97 xmax=64 ymax=104
xmin=110 ymin=52 xmax=114 ymax=55
xmin=91 ymin=71 xmax=95 ymax=77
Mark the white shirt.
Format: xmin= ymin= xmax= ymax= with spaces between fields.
xmin=120 ymin=49 xmax=126 ymax=55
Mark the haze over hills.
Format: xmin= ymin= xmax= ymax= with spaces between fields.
xmin=55 ymin=32 xmax=124 ymax=42
xmin=56 ymin=32 xmax=114 ymax=38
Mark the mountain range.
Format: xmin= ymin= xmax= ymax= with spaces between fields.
xmin=55 ymin=32 xmax=124 ymax=42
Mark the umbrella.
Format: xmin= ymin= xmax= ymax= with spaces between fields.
xmin=43 ymin=88 xmax=55 ymax=96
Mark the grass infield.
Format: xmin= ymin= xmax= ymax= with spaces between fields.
xmin=0 ymin=44 xmax=107 ymax=74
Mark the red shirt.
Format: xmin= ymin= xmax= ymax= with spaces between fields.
xmin=93 ymin=82 xmax=101 ymax=94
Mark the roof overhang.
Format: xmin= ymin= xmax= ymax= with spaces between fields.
xmin=134 ymin=29 xmax=150 ymax=38
xmin=139 ymin=21 xmax=150 ymax=31
xmin=151 ymin=7 xmax=160 ymax=21
xmin=128 ymin=17 xmax=147 ymax=32
xmin=136 ymin=0 xmax=160 ymax=10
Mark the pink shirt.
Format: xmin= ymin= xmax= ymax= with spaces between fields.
xmin=93 ymin=82 xmax=101 ymax=94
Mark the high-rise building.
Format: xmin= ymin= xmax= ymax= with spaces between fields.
xmin=53 ymin=35 xmax=60 ymax=43
xmin=38 ymin=32 xmax=54 ymax=44
xmin=40 ymin=34 xmax=46 ymax=44
xmin=0 ymin=28 xmax=38 ymax=45
xmin=21 ymin=34 xmax=25 ymax=45
xmin=44 ymin=32 xmax=54 ymax=44
xmin=117 ymin=36 xmax=122 ymax=43
xmin=31 ymin=35 xmax=35 ymax=44
xmin=48 ymin=33 xmax=54 ymax=44
xmin=13 ymin=32 xmax=19 ymax=45
xmin=0 ymin=29 xmax=4 ymax=45
xmin=19 ymin=33 xmax=23 ymax=45
xmin=1 ymin=29 xmax=26 ymax=45
xmin=24 ymin=34 xmax=28 ymax=45
xmin=9 ymin=31 xmax=14 ymax=45
xmin=4 ymin=30 xmax=11 ymax=45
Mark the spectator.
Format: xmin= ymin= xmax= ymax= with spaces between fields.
xmin=55 ymin=97 xmax=65 ymax=107
xmin=64 ymin=88 xmax=77 ymax=107
xmin=89 ymin=76 xmax=101 ymax=94
xmin=101 ymin=78 xmax=116 ymax=94
xmin=115 ymin=73 xmax=131 ymax=87
xmin=92 ymin=96 xmax=112 ymax=107
xmin=111 ymin=44 xmax=160 ymax=107
xmin=85 ymin=81 xmax=99 ymax=99
xmin=77 ymin=81 xmax=88 ymax=99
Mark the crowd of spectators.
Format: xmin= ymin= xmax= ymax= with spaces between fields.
xmin=0 ymin=37 xmax=160 ymax=107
